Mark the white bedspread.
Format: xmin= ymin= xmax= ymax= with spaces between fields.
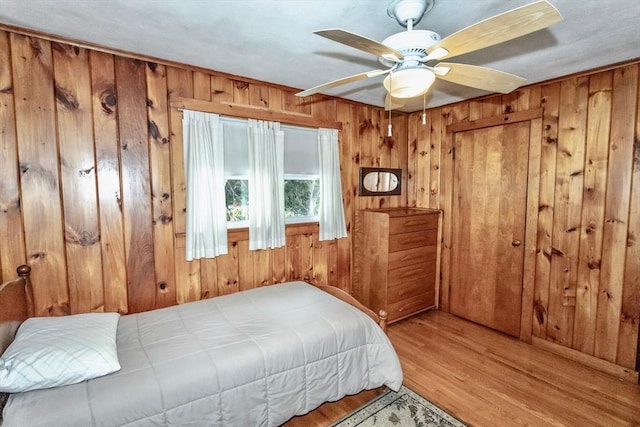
xmin=3 ymin=282 xmax=403 ymax=426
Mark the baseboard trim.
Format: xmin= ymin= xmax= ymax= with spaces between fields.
xmin=531 ymin=336 xmax=639 ymax=383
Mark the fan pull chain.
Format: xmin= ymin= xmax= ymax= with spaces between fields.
xmin=388 ymin=71 xmax=393 ymax=137
xmin=422 ymin=92 xmax=427 ymax=125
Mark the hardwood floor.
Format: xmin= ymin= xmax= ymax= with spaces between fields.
xmin=284 ymin=310 xmax=640 ymax=426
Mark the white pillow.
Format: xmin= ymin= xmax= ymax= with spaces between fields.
xmin=0 ymin=312 xmax=121 ymax=393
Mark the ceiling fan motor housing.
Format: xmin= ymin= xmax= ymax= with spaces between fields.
xmin=379 ymin=30 xmax=441 ymax=68
xmin=387 ymin=0 xmax=435 ymax=27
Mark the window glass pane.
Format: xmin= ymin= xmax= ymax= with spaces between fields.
xmin=223 ymin=121 xmax=249 ymax=176
xmin=284 ymin=179 xmax=320 ymax=218
xmin=282 ymin=125 xmax=319 ymax=175
xmin=225 ymin=179 xmax=248 ymax=222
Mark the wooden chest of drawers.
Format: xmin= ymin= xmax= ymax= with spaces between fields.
xmin=354 ymin=208 xmax=441 ymax=323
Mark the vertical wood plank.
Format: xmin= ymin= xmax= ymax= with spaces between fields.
xmin=429 ymin=109 xmax=442 ymax=210
xmin=358 ymin=106 xmax=382 ymax=210
xmin=252 ymin=248 xmax=272 ymax=286
xmin=285 ymin=234 xmax=302 ymax=281
xmin=200 ymin=258 xmax=218 ymax=299
xmin=146 ymin=62 xmax=177 ymax=307
xmin=325 ymin=239 xmax=339 ymax=286
xmin=272 ymin=246 xmax=286 ymax=284
xmin=312 ymin=233 xmax=328 ymax=286
xmin=450 ymin=130 xmax=477 ymax=319
xmin=0 ymin=30 xmax=26 ymax=279
xmin=191 ymin=68 xmax=216 ymax=299
xmin=439 ymin=104 xmax=466 ymax=311
xmin=481 ymin=96 xmax=501 ymax=118
xmin=166 ymin=66 xmax=200 ymax=304
xmin=573 ymin=71 xmax=612 ymax=354
xmin=416 ymin=113 xmax=431 ymax=207
xmin=53 ymin=43 xmax=103 ymax=313
xmin=311 ymin=97 xmax=337 ymax=122
xmin=496 ymin=123 xmax=529 ymax=337
xmin=248 ymin=83 xmax=269 ymax=108
xmin=437 ymin=106 xmax=454 ymax=310
xmin=167 ymin=66 xmax=193 ymax=235
xmin=115 ymin=57 xmax=156 ymax=313
xmin=617 ymin=66 xmax=640 ymax=368
xmin=547 ymin=76 xmax=588 ymax=347
xmin=337 ymin=102 xmax=358 ymax=292
xmin=211 ymin=75 xmax=234 ymax=104
xmin=389 ymin=113 xmax=408 ymax=208
xmin=468 ymin=100 xmax=484 ymax=121
xmin=233 ymin=80 xmax=250 ymax=105
xmin=283 ymin=90 xmax=311 ymax=115
xmin=595 ymin=65 xmax=638 ymax=362
xmin=268 ymin=87 xmax=284 ymax=111
xmin=217 ymin=241 xmax=239 ymax=294
xmin=533 ymin=83 xmax=560 ymax=339
xmin=11 ymin=34 xmax=68 ymax=315
xmin=193 ymin=71 xmax=211 ymax=101
xmin=521 ymin=117 xmax=543 ymax=341
xmin=238 ymin=239 xmax=254 ymax=290
xmin=90 ymin=51 xmax=127 ymax=314
xmin=336 ymin=149 xmax=352 ymax=290
xmin=407 ymin=113 xmax=419 ymax=207
xmin=301 ymin=233 xmax=314 ymax=282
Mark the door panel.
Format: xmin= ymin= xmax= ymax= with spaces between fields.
xmin=450 ymin=122 xmax=530 ymax=337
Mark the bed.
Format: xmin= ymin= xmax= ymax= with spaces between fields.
xmin=0 ymin=265 xmax=403 ymax=426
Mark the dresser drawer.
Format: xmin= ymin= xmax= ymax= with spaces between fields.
xmin=388 ymin=246 xmax=436 ymax=269
xmin=387 ymin=279 xmax=430 ymax=303
xmin=388 ymin=229 xmax=437 ymax=252
xmin=388 ymin=259 xmax=436 ymax=284
xmin=387 ymin=291 xmax=436 ymax=322
xmin=389 ymin=214 xmax=439 ymax=235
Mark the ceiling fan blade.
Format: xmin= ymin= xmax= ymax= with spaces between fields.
xmin=385 ymin=93 xmax=406 ymax=111
xmin=426 ymin=0 xmax=562 ymax=60
xmin=434 ymin=63 xmax=526 ymax=94
xmin=296 ymin=69 xmax=386 ymax=97
xmin=315 ymin=28 xmax=404 ymax=61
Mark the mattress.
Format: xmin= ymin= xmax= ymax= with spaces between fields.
xmin=3 ymin=281 xmax=403 ymax=426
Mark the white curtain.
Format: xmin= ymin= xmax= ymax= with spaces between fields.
xmin=247 ymin=119 xmax=285 ymax=250
xmin=183 ymin=110 xmax=228 ymax=260
xmin=318 ymin=128 xmax=348 ymax=240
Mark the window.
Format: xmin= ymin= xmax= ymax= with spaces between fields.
xmin=221 ymin=118 xmax=320 ymax=227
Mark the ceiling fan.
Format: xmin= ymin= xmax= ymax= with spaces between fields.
xmin=296 ymin=0 xmax=563 ymax=109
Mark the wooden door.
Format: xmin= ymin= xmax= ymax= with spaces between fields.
xmin=450 ymin=122 xmax=530 ymax=337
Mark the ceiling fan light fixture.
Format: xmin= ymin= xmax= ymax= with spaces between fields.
xmin=383 ymin=67 xmax=435 ymax=98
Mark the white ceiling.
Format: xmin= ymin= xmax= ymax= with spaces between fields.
xmin=1 ymin=0 xmax=639 ymax=112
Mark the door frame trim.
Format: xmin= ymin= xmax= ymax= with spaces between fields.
xmin=446 ymin=108 xmax=543 ymax=134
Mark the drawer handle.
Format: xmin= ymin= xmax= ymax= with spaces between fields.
xmin=400 ymin=269 xmax=424 ymax=278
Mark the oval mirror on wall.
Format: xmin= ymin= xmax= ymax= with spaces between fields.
xmin=359 ymin=167 xmax=402 ymax=196
xmin=363 ymin=171 xmax=399 ymax=192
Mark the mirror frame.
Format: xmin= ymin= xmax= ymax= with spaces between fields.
xmin=358 ymin=167 xmax=402 ymax=196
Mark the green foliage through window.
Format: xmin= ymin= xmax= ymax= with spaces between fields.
xmin=225 ymin=179 xmax=248 ymax=222
xmin=284 ymin=179 xmax=319 ymax=218
xmin=224 ymin=178 xmax=320 ymax=223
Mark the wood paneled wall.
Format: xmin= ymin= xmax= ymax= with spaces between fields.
xmin=0 ymin=30 xmax=408 ymax=316
xmin=407 ymin=63 xmax=640 ymax=372
xmin=1 ymin=27 xmax=636 ymax=374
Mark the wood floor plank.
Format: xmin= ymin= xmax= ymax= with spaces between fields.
xmin=283 ymin=311 xmax=640 ymax=426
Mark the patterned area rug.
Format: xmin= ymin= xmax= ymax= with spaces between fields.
xmin=331 ymin=385 xmax=466 ymax=427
